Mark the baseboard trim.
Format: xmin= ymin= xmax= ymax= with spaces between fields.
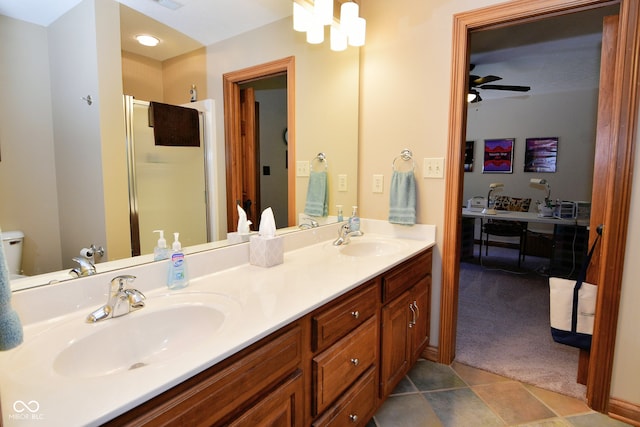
xmin=609 ymin=397 xmax=640 ymax=426
xmin=422 ymin=345 xmax=438 ymax=362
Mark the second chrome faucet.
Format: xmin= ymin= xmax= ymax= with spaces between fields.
xmin=86 ymin=275 xmax=146 ymax=323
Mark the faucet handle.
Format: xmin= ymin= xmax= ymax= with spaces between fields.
xmin=110 ymin=275 xmax=137 ymax=292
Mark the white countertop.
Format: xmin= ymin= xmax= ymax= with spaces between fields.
xmin=0 ymin=219 xmax=435 ymax=426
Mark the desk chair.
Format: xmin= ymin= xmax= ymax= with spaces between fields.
xmin=481 ymin=196 xmax=531 ymax=267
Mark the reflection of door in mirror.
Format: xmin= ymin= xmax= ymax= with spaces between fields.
xmin=124 ymin=96 xmax=209 ymax=256
xmin=225 ymin=58 xmax=293 ymax=233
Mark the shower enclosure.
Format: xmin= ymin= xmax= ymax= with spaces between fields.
xmin=123 ymin=95 xmax=210 ymax=257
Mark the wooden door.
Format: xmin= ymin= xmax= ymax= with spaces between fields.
xmin=239 ymin=87 xmax=260 ymax=227
xmin=380 ymin=291 xmax=411 ymax=397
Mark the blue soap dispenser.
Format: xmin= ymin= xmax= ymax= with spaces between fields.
xmin=153 ymin=230 xmax=170 ymax=261
xmin=167 ymin=232 xmax=189 ymax=290
xmin=349 ymin=206 xmax=360 ymax=231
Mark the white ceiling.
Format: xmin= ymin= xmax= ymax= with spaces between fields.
xmin=0 ymin=1 xmax=620 ymax=98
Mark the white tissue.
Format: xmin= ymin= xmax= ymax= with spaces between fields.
xmin=258 ymin=207 xmax=277 ymax=238
xmin=237 ymin=204 xmax=252 ymax=234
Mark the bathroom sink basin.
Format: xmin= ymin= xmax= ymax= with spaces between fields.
xmin=19 ymin=292 xmax=240 ymax=379
xmin=337 ymin=237 xmax=407 ymax=257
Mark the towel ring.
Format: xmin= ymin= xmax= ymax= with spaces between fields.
xmin=311 ymin=152 xmax=328 ymax=172
xmin=392 ymin=149 xmax=415 ymax=172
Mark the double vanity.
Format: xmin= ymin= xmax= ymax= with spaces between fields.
xmin=1 ymin=219 xmax=435 ymax=426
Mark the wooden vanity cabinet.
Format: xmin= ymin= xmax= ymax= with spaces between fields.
xmin=309 ymin=280 xmax=380 ymax=426
xmin=380 ymin=249 xmax=432 ymax=398
xmin=104 ymin=324 xmax=304 ymax=427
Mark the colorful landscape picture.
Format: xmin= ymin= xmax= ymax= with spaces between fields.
xmin=483 ymin=138 xmax=514 ymax=173
xmin=524 ymin=137 xmax=558 ymax=172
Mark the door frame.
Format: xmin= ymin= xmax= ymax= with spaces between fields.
xmin=223 ymin=57 xmax=296 ymax=232
xmin=440 ymin=0 xmax=639 ymax=413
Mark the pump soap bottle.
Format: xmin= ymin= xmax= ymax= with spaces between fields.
xmin=167 ymin=232 xmax=189 ymax=289
xmin=349 ymin=206 xmax=360 ymax=231
xmin=153 ymin=230 xmax=170 ymax=261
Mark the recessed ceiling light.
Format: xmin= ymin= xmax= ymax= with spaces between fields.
xmin=136 ymin=35 xmax=160 ymax=47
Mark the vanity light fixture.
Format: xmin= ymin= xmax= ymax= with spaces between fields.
xmin=293 ymin=0 xmax=366 ymax=51
xmin=136 ymin=34 xmax=160 ymax=47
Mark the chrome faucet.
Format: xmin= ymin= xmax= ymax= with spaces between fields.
xmin=298 ymin=217 xmax=320 ymax=229
xmin=69 ymin=256 xmax=97 ymax=277
xmin=332 ymin=222 xmax=364 ymax=246
xmin=86 ymin=275 xmax=145 ymax=323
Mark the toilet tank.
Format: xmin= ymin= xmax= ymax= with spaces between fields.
xmin=1 ymin=230 xmax=24 ymax=277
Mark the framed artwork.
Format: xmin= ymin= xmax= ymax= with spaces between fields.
xmin=524 ymin=137 xmax=558 ymax=172
xmin=464 ymin=141 xmax=474 ymax=172
xmin=483 ymin=138 xmax=514 ymax=173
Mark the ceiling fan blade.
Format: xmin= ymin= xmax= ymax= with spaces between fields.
xmin=473 ymin=75 xmax=502 ymax=85
xmin=480 ymin=84 xmax=531 ymax=92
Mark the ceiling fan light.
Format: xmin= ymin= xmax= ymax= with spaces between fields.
xmin=467 ymin=93 xmax=477 ymax=102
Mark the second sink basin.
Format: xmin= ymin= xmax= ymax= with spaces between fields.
xmin=337 ymin=236 xmax=407 ymax=257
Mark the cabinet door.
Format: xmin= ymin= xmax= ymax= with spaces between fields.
xmin=229 ymin=371 xmax=304 ymax=427
xmin=380 ymin=290 xmax=411 ymax=397
xmin=410 ymin=276 xmax=430 ymax=364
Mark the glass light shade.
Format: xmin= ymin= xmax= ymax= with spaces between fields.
xmin=330 ymin=25 xmax=347 ymax=51
xmin=293 ymin=2 xmax=311 ymax=32
xmin=306 ymin=19 xmax=324 ymax=44
xmin=340 ymin=1 xmax=359 ymax=35
xmin=348 ymin=17 xmax=366 ymax=47
xmin=467 ymin=92 xmax=477 ymax=102
xmin=136 ymin=34 xmax=160 ymax=47
xmin=314 ymin=0 xmax=333 ymax=26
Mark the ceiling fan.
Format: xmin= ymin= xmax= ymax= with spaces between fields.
xmin=468 ymin=64 xmax=531 ymax=102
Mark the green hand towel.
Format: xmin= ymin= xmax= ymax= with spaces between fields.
xmin=304 ymin=171 xmax=328 ymax=217
xmin=389 ymin=170 xmax=416 ymax=225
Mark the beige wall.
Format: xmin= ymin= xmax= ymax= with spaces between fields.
xmin=359 ymin=0 xmax=639 ymax=408
xmin=0 ymin=15 xmax=62 ymax=275
xmin=122 ymin=51 xmax=164 ymax=101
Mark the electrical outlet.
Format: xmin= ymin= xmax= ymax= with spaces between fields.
xmin=296 ymin=160 xmax=310 ymax=177
xmin=373 ymin=174 xmax=384 ymax=193
xmin=338 ymin=174 xmax=348 ymax=192
xmin=423 ymin=157 xmax=445 ymax=178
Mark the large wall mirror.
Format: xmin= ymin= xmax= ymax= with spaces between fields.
xmin=0 ymin=0 xmax=359 ymax=291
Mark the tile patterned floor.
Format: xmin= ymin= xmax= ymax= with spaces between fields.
xmin=368 ymin=360 xmax=631 ymax=427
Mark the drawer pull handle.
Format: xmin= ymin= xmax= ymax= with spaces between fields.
xmin=351 ymin=310 xmax=360 ymax=319
xmin=350 ymin=358 xmax=360 ymax=366
xmin=349 ymin=414 xmax=358 ymax=422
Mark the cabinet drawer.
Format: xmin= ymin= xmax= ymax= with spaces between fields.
xmin=382 ymin=249 xmax=432 ymax=302
xmin=312 ymin=280 xmax=379 ymax=351
xmin=313 ymin=316 xmax=378 ymax=415
xmin=312 ymin=366 xmax=377 ymax=427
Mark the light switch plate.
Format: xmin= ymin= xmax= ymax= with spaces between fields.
xmin=373 ymin=174 xmax=384 ymax=193
xmin=296 ymin=160 xmax=310 ymax=177
xmin=338 ymin=174 xmax=348 ymax=192
xmin=423 ymin=157 xmax=445 ymax=179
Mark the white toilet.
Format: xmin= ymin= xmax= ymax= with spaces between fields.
xmin=1 ymin=230 xmax=25 ymax=279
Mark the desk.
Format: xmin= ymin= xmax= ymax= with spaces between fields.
xmin=461 ymin=208 xmax=589 ymax=277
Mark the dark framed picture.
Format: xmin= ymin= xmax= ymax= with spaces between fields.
xmin=483 ymin=138 xmax=514 ymax=173
xmin=524 ymin=137 xmax=558 ymax=172
xmin=464 ymin=141 xmax=474 ymax=172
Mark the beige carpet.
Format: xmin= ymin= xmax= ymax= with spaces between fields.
xmin=455 ymin=248 xmax=587 ymax=400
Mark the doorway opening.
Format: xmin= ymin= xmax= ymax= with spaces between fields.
xmin=440 ymin=0 xmax=639 ymax=412
xmin=223 ymin=57 xmax=296 ymax=233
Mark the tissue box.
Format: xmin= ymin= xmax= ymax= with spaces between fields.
xmin=249 ymin=235 xmax=283 ymax=267
xmin=227 ymin=232 xmax=253 ymax=244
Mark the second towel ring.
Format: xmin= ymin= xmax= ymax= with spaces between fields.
xmin=311 ymin=152 xmax=328 ymax=171
xmin=392 ymin=149 xmax=415 ymax=171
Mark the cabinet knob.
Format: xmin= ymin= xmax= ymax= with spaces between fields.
xmin=351 ymin=310 xmax=360 ymax=319
xmin=349 ymin=414 xmax=358 ymax=423
xmin=350 ymin=358 xmax=360 ymax=366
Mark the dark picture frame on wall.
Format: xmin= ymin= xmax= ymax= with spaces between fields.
xmin=464 ymin=141 xmax=474 ymax=172
xmin=483 ymin=138 xmax=514 ymax=173
xmin=524 ymin=137 xmax=558 ymax=172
